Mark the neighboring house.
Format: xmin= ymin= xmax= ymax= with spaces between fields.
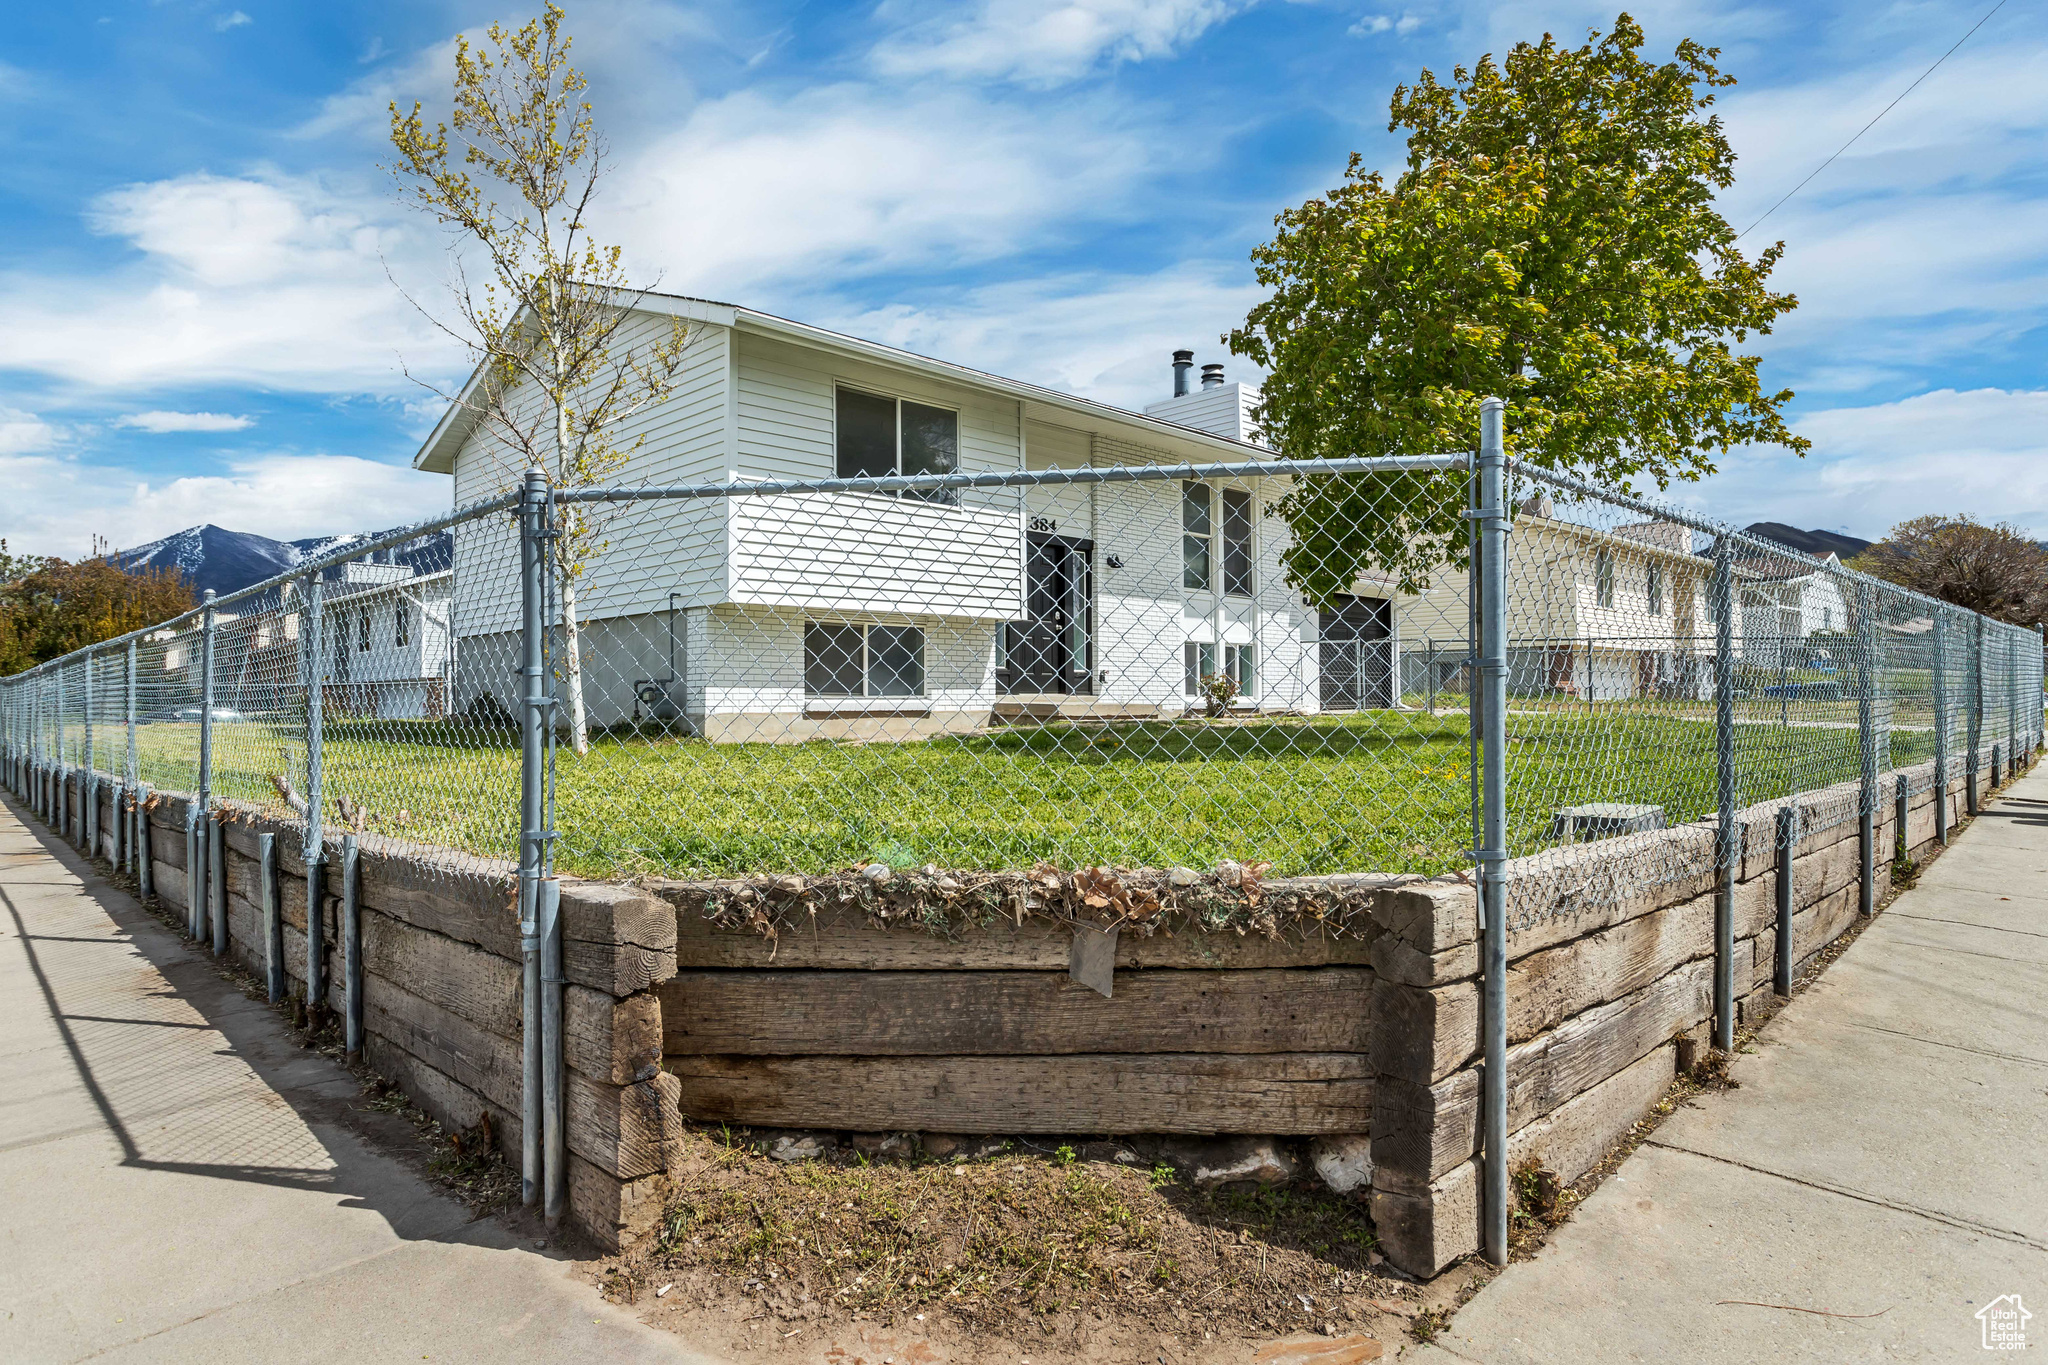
xmin=1396 ymin=497 xmax=1724 ymax=701
xmin=415 ymin=298 xmax=1424 ymax=741
xmin=1733 ymin=551 xmax=1851 ymax=670
xmin=313 ymin=562 xmax=456 ymax=720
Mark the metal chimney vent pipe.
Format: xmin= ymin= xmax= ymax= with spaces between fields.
xmin=1200 ymin=363 xmax=1226 ymax=389
xmin=1171 ymin=350 xmax=1194 ymax=397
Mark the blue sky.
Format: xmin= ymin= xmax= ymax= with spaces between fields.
xmin=2 ymin=0 xmax=2043 ymax=556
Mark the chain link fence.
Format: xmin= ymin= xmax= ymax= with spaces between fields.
xmin=3 ymin=433 xmax=2043 ymax=1255
xmin=1 ymin=452 xmax=2043 ymax=899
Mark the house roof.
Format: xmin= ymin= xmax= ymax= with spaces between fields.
xmin=412 ymin=291 xmax=1276 ymax=475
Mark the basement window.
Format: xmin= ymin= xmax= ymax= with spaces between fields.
xmin=805 ymin=622 xmax=926 ymax=698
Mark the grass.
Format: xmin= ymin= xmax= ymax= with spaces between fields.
xmin=47 ymin=699 xmax=1947 ymax=880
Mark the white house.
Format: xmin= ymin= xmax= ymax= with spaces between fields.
xmin=314 ymin=562 xmax=456 ymax=720
xmin=415 ymin=297 xmax=1435 ymax=742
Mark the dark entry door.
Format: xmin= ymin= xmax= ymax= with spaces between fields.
xmin=1003 ymin=534 xmax=1093 ymax=695
xmin=1319 ymin=595 xmax=1393 ymax=709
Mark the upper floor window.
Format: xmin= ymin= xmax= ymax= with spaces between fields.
xmin=1183 ymin=483 xmax=1254 ymax=596
xmin=836 ymin=387 xmax=957 ymax=502
xmin=396 ymin=603 xmax=411 ymax=648
xmin=1221 ymin=488 xmax=1254 ymax=597
xmin=358 ymin=608 xmax=371 ymax=653
xmin=1646 ymin=564 xmax=1664 ymax=617
xmin=1595 ymin=550 xmax=1615 ymax=608
xmin=1182 ymin=483 xmax=1212 ymax=590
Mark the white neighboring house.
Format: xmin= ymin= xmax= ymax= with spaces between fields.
xmin=415 ymin=299 xmax=1423 ymax=742
xmin=1735 ymin=551 xmax=1852 ymax=669
xmin=314 ymin=562 xmax=456 ymax=720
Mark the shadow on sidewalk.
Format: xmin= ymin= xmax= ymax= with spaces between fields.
xmin=0 ymin=794 xmax=531 ymax=1245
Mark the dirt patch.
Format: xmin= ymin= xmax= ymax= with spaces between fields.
xmin=591 ymin=1126 xmax=1456 ymax=1364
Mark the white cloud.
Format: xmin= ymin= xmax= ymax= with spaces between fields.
xmin=0 ymin=171 xmax=461 ymax=393
xmin=1692 ymin=389 xmax=2048 ymax=541
xmin=0 ymin=451 xmax=451 ymax=559
xmin=0 ymin=406 xmax=57 ymax=456
xmin=214 ymin=9 xmax=252 ymax=32
xmin=871 ymin=0 xmax=1252 ymax=86
xmin=816 ymin=260 xmax=1267 ymax=411
xmin=1349 ymin=14 xmax=1421 ymax=38
xmin=114 ymin=410 xmax=254 ymax=433
xmin=618 ymin=84 xmax=1165 ymax=291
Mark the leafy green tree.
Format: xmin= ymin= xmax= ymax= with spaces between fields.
xmin=1228 ymin=13 xmax=1806 ymax=599
xmin=389 ymin=3 xmax=696 ymax=754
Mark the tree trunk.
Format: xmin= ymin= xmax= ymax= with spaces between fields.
xmin=561 ymin=572 xmax=590 ymax=756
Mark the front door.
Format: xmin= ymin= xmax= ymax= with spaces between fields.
xmin=1002 ymin=534 xmax=1094 ymax=695
xmin=1319 ymin=595 xmax=1393 ymax=709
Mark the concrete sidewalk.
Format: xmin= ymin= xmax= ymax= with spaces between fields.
xmin=1408 ymin=759 xmax=2048 ymax=1364
xmin=0 ymin=796 xmax=721 ymax=1364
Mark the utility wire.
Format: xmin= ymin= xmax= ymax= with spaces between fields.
xmin=1738 ymin=0 xmax=2011 ymax=240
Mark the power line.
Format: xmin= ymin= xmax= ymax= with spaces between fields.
xmin=1738 ymin=0 xmax=2012 ymax=240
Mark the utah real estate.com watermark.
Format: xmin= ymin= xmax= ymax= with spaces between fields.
xmin=1978 ymin=1295 xmax=2032 ymax=1351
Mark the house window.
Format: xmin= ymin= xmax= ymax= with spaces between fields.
xmin=1647 ymin=564 xmax=1664 ymax=617
xmin=1183 ymin=642 xmax=1254 ymax=699
xmin=396 ymin=604 xmax=411 ymax=648
xmin=1595 ymin=550 xmax=1615 ymax=608
xmin=1822 ymin=606 xmax=1832 ymax=631
xmin=1182 ymin=483 xmax=1212 ymax=591
xmin=1221 ymin=487 xmax=1254 ymax=597
xmin=358 ymin=609 xmax=371 ymax=653
xmin=804 ymin=622 xmax=925 ymax=698
xmin=835 ymin=387 xmax=958 ymax=501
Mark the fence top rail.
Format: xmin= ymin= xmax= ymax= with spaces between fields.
xmin=552 ymin=452 xmax=1471 ymax=504
xmin=1506 ymin=457 xmax=2036 ymax=630
xmin=2 ymin=487 xmax=521 ymax=679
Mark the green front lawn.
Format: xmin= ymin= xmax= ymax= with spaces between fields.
xmin=56 ymin=701 xmax=1944 ymax=880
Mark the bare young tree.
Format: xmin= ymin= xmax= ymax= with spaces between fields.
xmin=388 ymin=2 xmax=693 ymax=753
xmin=1852 ymin=515 xmax=2048 ymax=629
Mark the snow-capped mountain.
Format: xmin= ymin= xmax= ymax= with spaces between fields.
xmin=112 ymin=524 xmax=451 ymax=598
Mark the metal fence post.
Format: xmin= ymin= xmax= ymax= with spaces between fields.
xmin=185 ymin=803 xmax=201 ymax=939
xmin=304 ymin=573 xmax=327 ymax=1012
xmin=1967 ymin=614 xmax=1983 ymax=817
xmin=540 ymin=876 xmax=565 ymax=1225
xmin=1474 ymin=399 xmax=1510 ymax=1269
xmin=137 ymin=784 xmax=153 ymax=899
xmin=196 ymin=589 xmax=217 ymax=938
xmin=125 ymin=638 xmax=137 ymax=792
xmin=1894 ymin=774 xmax=1909 ymax=863
xmin=83 ymin=649 xmax=95 ymax=856
xmin=1856 ymin=582 xmax=1877 ymax=916
xmin=210 ymin=809 xmax=226 ymax=956
xmin=262 ymin=831 xmax=284 ymax=1002
xmin=1711 ymin=535 xmax=1738 ymax=1052
xmin=518 ymin=465 xmax=548 ymax=1209
xmin=1774 ymin=804 xmax=1796 ymax=995
xmin=1932 ymin=606 xmax=1950 ymax=845
xmin=342 ymin=834 xmax=363 ymax=1059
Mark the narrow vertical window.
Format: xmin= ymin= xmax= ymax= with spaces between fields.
xmin=1596 ymin=550 xmax=1615 ymax=608
xmin=1221 ymin=487 xmax=1254 ymax=597
xmin=1182 ymin=483 xmax=1212 ymax=591
xmin=359 ymin=609 xmax=371 ymax=652
xmin=1647 ymin=564 xmax=1664 ymax=617
xmin=396 ymin=603 xmax=411 ymax=647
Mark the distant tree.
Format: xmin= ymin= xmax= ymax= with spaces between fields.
xmin=1851 ymin=516 xmax=2048 ymax=630
xmin=1228 ymin=13 xmax=1805 ymax=600
xmin=388 ymin=2 xmax=697 ymax=754
xmin=0 ymin=542 xmax=195 ymax=675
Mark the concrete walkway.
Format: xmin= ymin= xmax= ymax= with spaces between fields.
xmin=1409 ymin=759 xmax=2048 ymax=1363
xmin=0 ymin=796 xmax=721 ymax=1364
